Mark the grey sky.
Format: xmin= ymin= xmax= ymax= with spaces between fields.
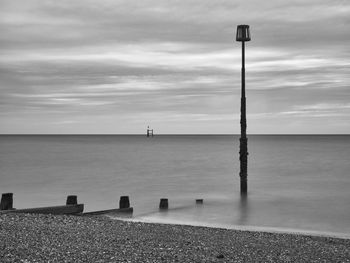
xmin=0 ymin=0 xmax=349 ymax=134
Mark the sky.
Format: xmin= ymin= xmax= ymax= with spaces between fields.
xmin=0 ymin=0 xmax=349 ymax=134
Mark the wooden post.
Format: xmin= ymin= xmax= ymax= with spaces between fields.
xmin=119 ymin=196 xmax=130 ymax=209
xmin=147 ymin=126 xmax=154 ymax=137
xmin=66 ymin=195 xmax=78 ymax=205
xmin=196 ymin=199 xmax=203 ymax=204
xmin=239 ymin=40 xmax=248 ymax=195
xmin=0 ymin=193 xmax=13 ymax=210
xmin=159 ymin=198 xmax=168 ymax=209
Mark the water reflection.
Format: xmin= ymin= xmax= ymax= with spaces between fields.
xmin=237 ymin=194 xmax=249 ymax=225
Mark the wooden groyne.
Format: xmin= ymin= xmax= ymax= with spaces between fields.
xmin=0 ymin=193 xmax=84 ymax=215
xmin=83 ymin=196 xmax=133 ymax=216
xmin=0 ymin=204 xmax=84 ymax=215
xmin=0 ymin=193 xmax=135 ymax=216
xmin=83 ymin=207 xmax=133 ymax=216
xmin=1 ymin=193 xmax=203 ymax=216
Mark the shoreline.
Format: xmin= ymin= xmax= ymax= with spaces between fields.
xmin=116 ymin=216 xmax=350 ymax=240
xmin=1 ymin=213 xmax=349 ymax=262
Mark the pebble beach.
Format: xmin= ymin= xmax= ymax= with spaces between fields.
xmin=1 ymin=213 xmax=349 ymax=262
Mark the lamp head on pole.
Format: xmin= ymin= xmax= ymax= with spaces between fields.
xmin=236 ymin=25 xmax=251 ymax=42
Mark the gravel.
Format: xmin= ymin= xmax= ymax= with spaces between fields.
xmin=0 ymin=213 xmax=349 ymax=262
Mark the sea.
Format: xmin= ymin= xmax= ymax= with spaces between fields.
xmin=0 ymin=135 xmax=349 ymax=238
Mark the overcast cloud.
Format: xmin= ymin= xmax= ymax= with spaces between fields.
xmin=0 ymin=0 xmax=349 ymax=134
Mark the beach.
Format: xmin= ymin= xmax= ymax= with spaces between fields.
xmin=1 ymin=213 xmax=349 ymax=262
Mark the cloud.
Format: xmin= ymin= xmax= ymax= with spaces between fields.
xmin=0 ymin=0 xmax=349 ymax=133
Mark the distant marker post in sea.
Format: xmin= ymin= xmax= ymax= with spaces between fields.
xmin=236 ymin=25 xmax=251 ymax=195
xmin=147 ymin=126 xmax=154 ymax=137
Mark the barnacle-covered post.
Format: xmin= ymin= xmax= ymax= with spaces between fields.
xmin=236 ymin=25 xmax=251 ymax=195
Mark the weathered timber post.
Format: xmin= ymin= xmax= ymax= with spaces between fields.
xmin=0 ymin=193 xmax=13 ymax=210
xmin=66 ymin=195 xmax=78 ymax=205
xmin=147 ymin=126 xmax=154 ymax=137
xmin=236 ymin=25 xmax=251 ymax=195
xmin=196 ymin=199 xmax=203 ymax=204
xmin=159 ymin=198 xmax=168 ymax=209
xmin=119 ymin=196 xmax=130 ymax=209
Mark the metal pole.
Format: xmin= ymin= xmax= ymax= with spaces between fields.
xmin=239 ymin=41 xmax=248 ymax=195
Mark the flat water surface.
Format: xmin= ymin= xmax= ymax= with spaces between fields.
xmin=0 ymin=135 xmax=349 ymax=237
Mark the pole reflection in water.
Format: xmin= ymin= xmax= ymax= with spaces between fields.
xmin=237 ymin=194 xmax=249 ymax=225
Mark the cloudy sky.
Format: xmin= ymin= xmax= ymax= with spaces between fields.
xmin=0 ymin=0 xmax=349 ymax=134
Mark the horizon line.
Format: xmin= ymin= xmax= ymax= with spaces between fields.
xmin=0 ymin=133 xmax=349 ymax=136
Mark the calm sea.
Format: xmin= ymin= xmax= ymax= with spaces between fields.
xmin=0 ymin=135 xmax=349 ymax=237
